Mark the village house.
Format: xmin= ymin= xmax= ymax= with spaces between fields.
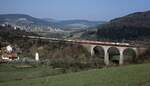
xmin=0 ymin=45 xmax=18 ymax=61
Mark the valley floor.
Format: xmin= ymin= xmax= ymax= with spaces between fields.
xmin=0 ymin=63 xmax=150 ymax=86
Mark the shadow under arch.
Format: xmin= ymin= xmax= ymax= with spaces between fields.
xmin=107 ymin=47 xmax=120 ymax=65
xmin=93 ymin=46 xmax=105 ymax=65
xmin=123 ymin=48 xmax=137 ymax=64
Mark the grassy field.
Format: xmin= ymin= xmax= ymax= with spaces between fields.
xmin=0 ymin=64 xmax=65 ymax=83
xmin=0 ymin=63 xmax=150 ymax=86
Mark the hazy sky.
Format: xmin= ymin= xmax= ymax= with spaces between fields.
xmin=0 ymin=0 xmax=150 ymax=21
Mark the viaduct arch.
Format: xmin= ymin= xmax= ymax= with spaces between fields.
xmin=89 ymin=45 xmax=138 ymax=65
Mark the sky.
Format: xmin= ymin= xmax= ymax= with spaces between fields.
xmin=0 ymin=0 xmax=150 ymax=21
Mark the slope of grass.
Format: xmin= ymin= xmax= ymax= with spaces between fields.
xmin=0 ymin=63 xmax=150 ymax=86
xmin=0 ymin=64 xmax=65 ymax=83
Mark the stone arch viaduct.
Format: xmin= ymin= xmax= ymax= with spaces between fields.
xmin=26 ymin=36 xmax=148 ymax=65
xmin=64 ymin=39 xmax=147 ymax=65
xmin=80 ymin=42 xmax=147 ymax=65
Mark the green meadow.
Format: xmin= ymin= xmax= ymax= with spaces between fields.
xmin=0 ymin=63 xmax=150 ymax=86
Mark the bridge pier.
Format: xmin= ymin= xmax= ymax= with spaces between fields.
xmin=103 ymin=46 xmax=110 ymax=66
xmin=119 ymin=51 xmax=124 ymax=65
xmin=90 ymin=45 xmax=96 ymax=56
xmin=119 ymin=48 xmax=125 ymax=65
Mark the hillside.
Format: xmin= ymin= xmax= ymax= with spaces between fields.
xmin=0 ymin=14 xmax=105 ymax=32
xmin=0 ymin=24 xmax=37 ymax=43
xmin=57 ymin=20 xmax=105 ymax=29
xmin=96 ymin=11 xmax=150 ymax=41
xmin=0 ymin=14 xmax=60 ymax=31
xmin=0 ymin=63 xmax=150 ymax=86
xmin=0 ymin=25 xmax=92 ymax=66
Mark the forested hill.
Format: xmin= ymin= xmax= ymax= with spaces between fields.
xmin=96 ymin=11 xmax=150 ymax=41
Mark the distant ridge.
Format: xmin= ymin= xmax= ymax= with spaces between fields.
xmin=80 ymin=11 xmax=150 ymax=41
xmin=0 ymin=14 xmax=105 ymax=31
xmin=96 ymin=10 xmax=150 ymax=41
xmin=57 ymin=19 xmax=105 ymax=29
xmin=0 ymin=14 xmax=60 ymax=31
